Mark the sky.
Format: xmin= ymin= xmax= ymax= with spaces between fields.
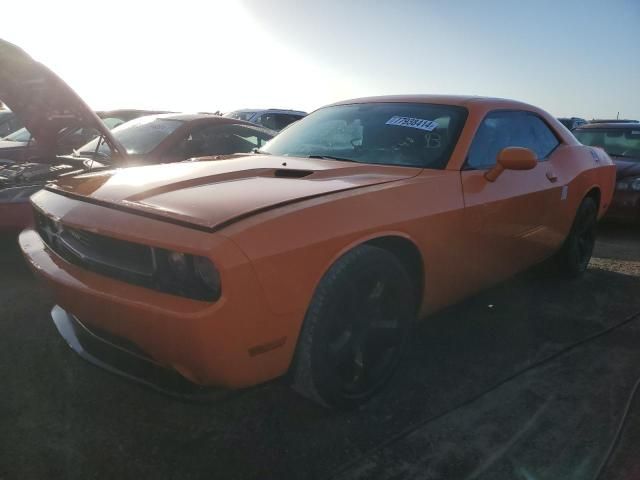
xmin=2 ymin=0 xmax=639 ymax=119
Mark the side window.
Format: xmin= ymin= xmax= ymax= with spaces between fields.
xmin=57 ymin=126 xmax=100 ymax=152
xmin=256 ymin=114 xmax=279 ymax=131
xmin=525 ymin=115 xmax=560 ymax=158
xmin=176 ymin=125 xmax=273 ymax=158
xmin=274 ymin=114 xmax=302 ymax=130
xmin=466 ymin=111 xmax=560 ymax=169
xmin=218 ymin=125 xmax=273 ymax=151
xmin=466 ymin=115 xmax=508 ymax=169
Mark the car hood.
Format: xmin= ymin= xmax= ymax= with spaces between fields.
xmin=0 ymin=39 xmax=126 ymax=161
xmin=612 ymin=156 xmax=640 ymax=179
xmin=47 ymin=155 xmax=421 ymax=231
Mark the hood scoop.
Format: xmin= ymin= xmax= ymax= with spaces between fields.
xmin=273 ymin=169 xmax=314 ymax=179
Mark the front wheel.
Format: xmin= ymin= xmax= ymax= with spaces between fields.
xmin=291 ymin=245 xmax=416 ymax=409
xmin=554 ymin=197 xmax=598 ymax=277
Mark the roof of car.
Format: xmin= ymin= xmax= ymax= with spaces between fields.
xmin=575 ymin=122 xmax=640 ymax=130
xmin=328 ymin=94 xmax=537 ymax=110
xmin=589 ymin=119 xmax=639 ymax=124
xmin=97 ymin=109 xmax=172 ymax=118
xmin=227 ymin=108 xmax=307 ymax=115
xmin=135 ymin=112 xmax=264 ymax=126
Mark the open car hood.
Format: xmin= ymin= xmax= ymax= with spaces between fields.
xmin=0 ymin=39 xmax=126 ymax=162
xmin=46 ymin=155 xmax=421 ymax=231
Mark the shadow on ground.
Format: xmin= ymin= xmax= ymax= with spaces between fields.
xmin=1 ymin=224 xmax=639 ymax=480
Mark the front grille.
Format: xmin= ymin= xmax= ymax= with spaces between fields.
xmin=34 ymin=210 xmax=218 ymax=301
xmin=35 ymin=210 xmax=155 ymax=286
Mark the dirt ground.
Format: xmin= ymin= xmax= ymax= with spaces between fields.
xmin=0 ymin=223 xmax=639 ymax=480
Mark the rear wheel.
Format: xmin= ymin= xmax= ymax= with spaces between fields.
xmin=555 ymin=197 xmax=598 ymax=277
xmin=292 ymin=245 xmax=416 ymax=409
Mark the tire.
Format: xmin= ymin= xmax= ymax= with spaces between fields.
xmin=291 ymin=245 xmax=416 ymax=409
xmin=555 ymin=197 xmax=598 ymax=277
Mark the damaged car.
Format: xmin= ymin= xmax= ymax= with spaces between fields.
xmin=21 ymin=94 xmax=616 ymax=408
xmin=0 ymin=39 xmax=275 ymax=233
xmin=0 ymin=109 xmax=167 ymax=163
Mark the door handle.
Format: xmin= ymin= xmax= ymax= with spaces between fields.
xmin=546 ymin=171 xmax=558 ymax=183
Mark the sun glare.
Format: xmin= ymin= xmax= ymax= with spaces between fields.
xmin=1 ymin=0 xmax=359 ymax=113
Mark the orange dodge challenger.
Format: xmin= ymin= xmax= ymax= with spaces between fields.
xmin=21 ymin=96 xmax=615 ymax=408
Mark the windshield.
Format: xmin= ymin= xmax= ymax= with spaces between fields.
xmin=575 ymin=128 xmax=640 ymax=160
xmin=260 ymin=102 xmax=468 ymax=168
xmin=78 ymin=117 xmax=183 ymax=157
xmin=224 ymin=111 xmax=258 ymax=121
xmin=4 ymin=127 xmax=31 ymax=142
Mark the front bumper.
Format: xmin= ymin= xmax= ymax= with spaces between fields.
xmin=20 ymin=223 xmax=302 ymax=389
xmin=51 ymin=305 xmax=227 ymax=400
xmin=605 ymin=190 xmax=640 ymax=223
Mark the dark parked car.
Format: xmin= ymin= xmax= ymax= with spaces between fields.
xmin=0 ymin=39 xmax=275 ymax=233
xmin=574 ymin=122 xmax=640 ymax=222
xmin=558 ymin=117 xmax=587 ymax=131
xmin=74 ymin=112 xmax=275 ymax=166
xmin=0 ymin=110 xmax=23 ymax=137
xmin=589 ymin=119 xmax=639 ymax=124
xmin=0 ymin=109 xmax=168 ymax=162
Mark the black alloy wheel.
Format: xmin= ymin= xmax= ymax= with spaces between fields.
xmin=292 ymin=245 xmax=415 ymax=409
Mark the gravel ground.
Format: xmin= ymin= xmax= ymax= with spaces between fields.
xmin=0 ymin=223 xmax=639 ymax=480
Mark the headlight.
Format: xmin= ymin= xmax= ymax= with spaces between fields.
xmin=167 ymin=251 xmax=189 ymax=281
xmin=155 ymin=250 xmax=221 ymax=301
xmin=194 ymin=256 xmax=221 ymax=294
xmin=617 ymin=177 xmax=640 ymax=192
xmin=0 ymin=185 xmax=42 ymax=203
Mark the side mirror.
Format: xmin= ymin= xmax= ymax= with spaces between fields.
xmin=485 ymin=147 xmax=537 ymax=182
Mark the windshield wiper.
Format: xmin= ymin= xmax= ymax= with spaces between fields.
xmin=306 ymin=155 xmax=360 ymax=163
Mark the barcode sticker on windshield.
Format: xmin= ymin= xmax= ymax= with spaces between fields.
xmin=386 ymin=116 xmax=439 ymax=132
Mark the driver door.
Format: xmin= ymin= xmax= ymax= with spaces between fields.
xmin=461 ymin=110 xmax=564 ymax=289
